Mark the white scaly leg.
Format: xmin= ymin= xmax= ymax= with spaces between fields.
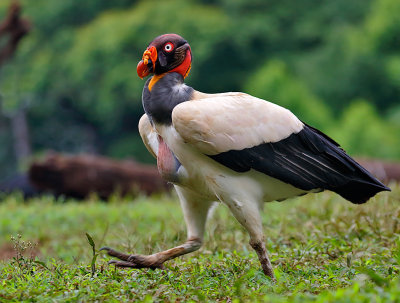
xmin=223 ymin=196 xmax=275 ymax=280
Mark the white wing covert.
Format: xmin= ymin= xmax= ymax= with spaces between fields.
xmin=172 ymin=93 xmax=303 ymax=155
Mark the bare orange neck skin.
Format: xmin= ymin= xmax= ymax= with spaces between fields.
xmin=148 ymin=74 xmax=166 ymax=91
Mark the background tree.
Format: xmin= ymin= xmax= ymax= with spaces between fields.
xmin=0 ymin=0 xmax=399 ymax=180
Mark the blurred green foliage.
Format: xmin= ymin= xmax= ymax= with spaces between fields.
xmin=0 ymin=0 xmax=399 ymax=178
xmin=244 ymin=60 xmax=334 ymax=129
xmin=329 ymin=100 xmax=400 ymax=158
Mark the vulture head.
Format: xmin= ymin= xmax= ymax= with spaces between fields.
xmin=137 ymin=33 xmax=192 ymax=79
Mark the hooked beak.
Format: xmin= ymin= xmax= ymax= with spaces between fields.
xmin=137 ymin=46 xmax=157 ymax=79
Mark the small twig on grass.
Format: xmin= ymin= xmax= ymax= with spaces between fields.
xmin=86 ymin=232 xmax=99 ymax=278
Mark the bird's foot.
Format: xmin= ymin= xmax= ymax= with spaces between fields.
xmin=100 ymin=247 xmax=165 ymax=270
xmin=261 ymin=263 xmax=276 ymax=282
xmin=249 ymin=239 xmax=276 ymax=281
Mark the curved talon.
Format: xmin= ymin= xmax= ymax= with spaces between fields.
xmin=100 ymin=246 xmax=132 ymax=261
xmin=108 ymin=260 xmax=138 ymax=267
xmin=107 ymin=259 xmax=166 ymax=270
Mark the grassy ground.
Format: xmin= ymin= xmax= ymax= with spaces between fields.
xmin=0 ymin=185 xmax=399 ymax=302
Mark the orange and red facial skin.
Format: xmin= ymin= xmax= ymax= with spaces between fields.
xmin=136 ymin=34 xmax=192 ymax=82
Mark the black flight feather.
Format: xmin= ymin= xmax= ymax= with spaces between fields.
xmin=208 ymin=124 xmax=390 ymax=204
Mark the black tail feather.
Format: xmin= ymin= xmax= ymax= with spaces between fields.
xmin=333 ymin=180 xmax=390 ymax=204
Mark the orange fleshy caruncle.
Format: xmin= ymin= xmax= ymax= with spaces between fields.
xmin=137 ymin=46 xmax=157 ymax=79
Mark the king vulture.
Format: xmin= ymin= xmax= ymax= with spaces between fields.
xmin=101 ymin=34 xmax=390 ymax=280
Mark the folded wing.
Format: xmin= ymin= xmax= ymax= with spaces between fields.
xmin=172 ymin=94 xmax=390 ymax=204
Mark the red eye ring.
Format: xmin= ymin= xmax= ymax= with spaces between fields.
xmin=164 ymin=42 xmax=174 ymax=52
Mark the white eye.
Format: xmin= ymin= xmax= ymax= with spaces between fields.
xmin=164 ymin=42 xmax=174 ymax=52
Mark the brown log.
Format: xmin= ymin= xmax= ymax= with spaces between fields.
xmin=28 ymin=153 xmax=171 ymax=199
xmin=23 ymin=154 xmax=400 ymax=200
xmin=0 ymin=1 xmax=31 ymax=66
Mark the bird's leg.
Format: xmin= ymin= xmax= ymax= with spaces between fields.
xmin=102 ymin=186 xmax=213 ymax=270
xmin=224 ymin=198 xmax=276 ymax=280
